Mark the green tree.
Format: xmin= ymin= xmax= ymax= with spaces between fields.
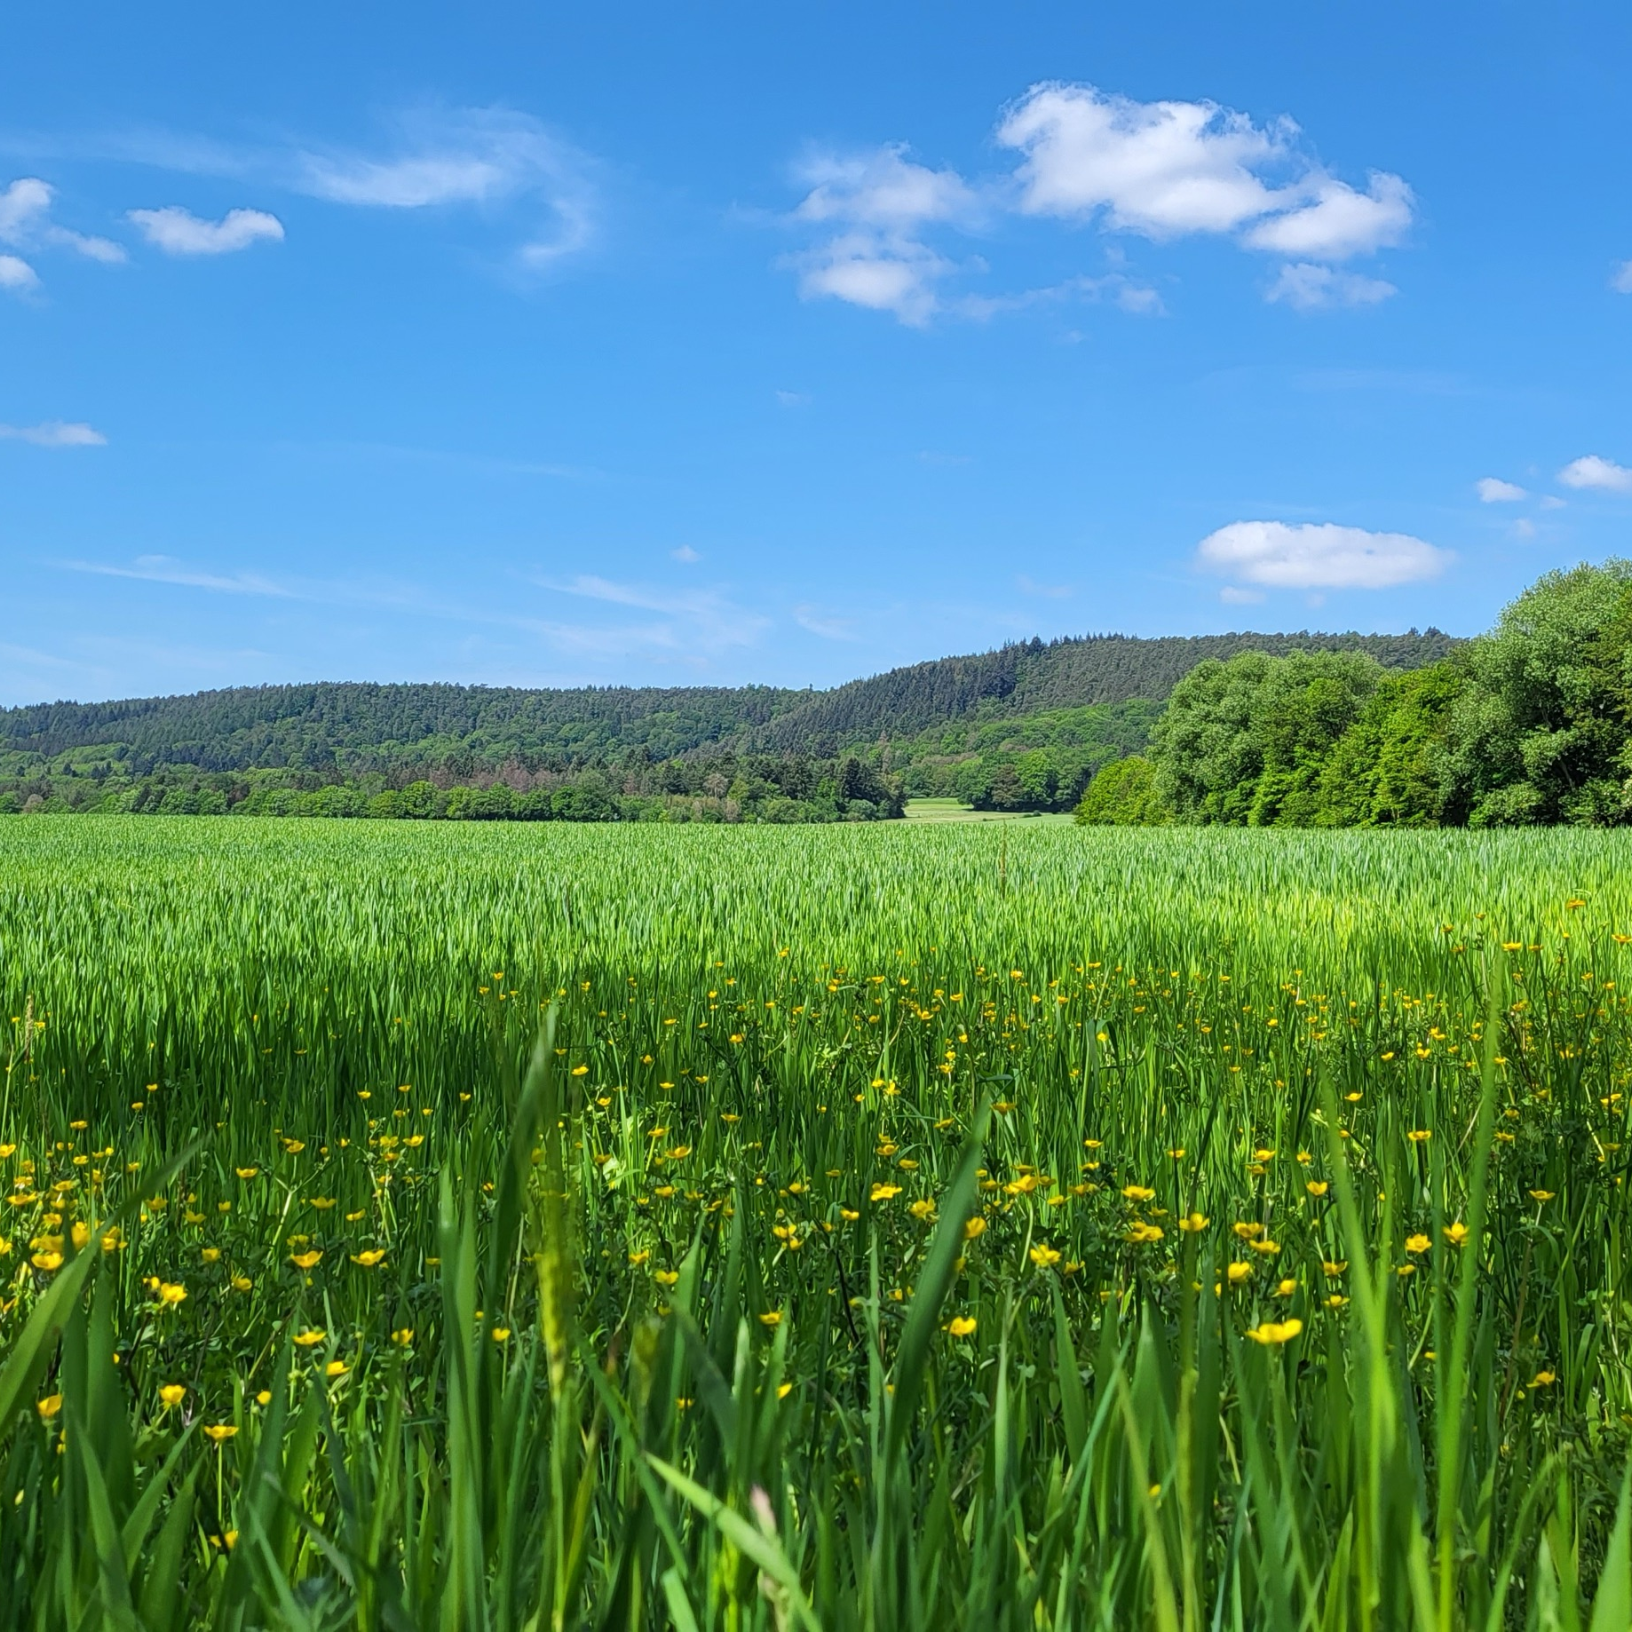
xmin=1440 ymin=560 xmax=1632 ymax=826
xmin=1150 ymin=650 xmax=1383 ymax=825
xmin=1313 ymin=660 xmax=1467 ymax=826
xmin=1073 ymin=755 xmax=1168 ymax=825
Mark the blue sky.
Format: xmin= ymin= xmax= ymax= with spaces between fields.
xmin=3 ymin=2 xmax=1631 ymax=705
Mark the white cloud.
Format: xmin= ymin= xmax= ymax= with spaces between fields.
xmin=995 ymin=83 xmax=1412 ymax=264
xmin=0 ymin=420 xmax=105 ymax=447
xmin=789 ymin=230 xmax=954 ymax=325
xmin=127 ymin=205 xmax=284 ymax=255
xmin=0 ymin=177 xmax=125 ymax=268
xmin=0 ymin=253 xmax=38 ymax=291
xmin=1265 ymin=262 xmax=1396 ymax=309
xmin=1512 ymin=518 xmax=1536 ymax=540
xmin=786 ymin=82 xmax=1413 ymax=323
xmin=1197 ymin=520 xmax=1450 ymax=589
xmin=1219 ymin=585 xmax=1265 ymax=605
xmin=775 ymin=389 xmax=810 ymax=407
xmin=1243 ymin=173 xmax=1412 ymax=260
xmin=1476 ymin=476 xmax=1527 ymax=503
xmin=1558 ymin=455 xmax=1632 ymax=493
xmin=997 ymin=83 xmax=1290 ymax=235
xmin=793 ymin=144 xmax=976 ymax=230
xmin=296 ymin=108 xmax=596 ymax=267
xmin=671 ymin=545 xmax=700 ymax=563
xmin=1612 ymin=260 xmax=1632 ymax=294
xmin=786 ymin=145 xmax=978 ymax=324
xmin=0 ymin=178 xmax=51 ymax=240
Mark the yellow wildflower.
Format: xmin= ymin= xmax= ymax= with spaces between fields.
xmin=1246 ymin=1318 xmax=1303 ymax=1345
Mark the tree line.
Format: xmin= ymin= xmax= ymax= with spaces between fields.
xmin=1076 ymin=561 xmax=1632 ymax=828
xmin=0 ymin=751 xmax=905 ymax=824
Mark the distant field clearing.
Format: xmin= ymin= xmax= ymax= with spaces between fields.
xmin=903 ymin=796 xmax=1073 ymax=823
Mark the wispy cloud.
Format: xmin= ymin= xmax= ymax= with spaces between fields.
xmin=1476 ymin=476 xmax=1527 ymax=503
xmin=0 ymin=176 xmax=124 ymax=291
xmin=0 ymin=420 xmax=105 ymax=447
xmin=10 ymin=107 xmax=599 ymax=277
xmin=64 ymin=554 xmax=293 ymax=595
xmin=793 ymin=605 xmax=860 ymax=641
xmin=1265 ymin=262 xmax=1396 ymax=310
xmin=128 ymin=204 xmax=283 ymax=255
xmin=294 ymin=108 xmax=597 ymax=268
xmin=955 ymin=270 xmax=1161 ymax=320
xmin=538 ymin=573 xmax=770 ymax=657
xmin=1017 ymin=574 xmax=1072 ymax=598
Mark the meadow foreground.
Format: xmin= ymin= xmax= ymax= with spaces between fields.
xmin=1 ymin=819 xmax=1629 ymax=1629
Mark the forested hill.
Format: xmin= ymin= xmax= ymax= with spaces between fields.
xmin=747 ymin=628 xmax=1459 ymax=751
xmin=0 ymin=682 xmax=806 ymax=771
xmin=1 ymin=627 xmax=1457 ymax=773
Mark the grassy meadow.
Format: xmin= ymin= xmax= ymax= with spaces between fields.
xmin=2 ymin=816 xmax=1631 ymax=1629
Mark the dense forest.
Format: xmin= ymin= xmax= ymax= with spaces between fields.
xmin=1076 ymin=561 xmax=1632 ymax=829
xmin=0 ymin=627 xmax=1455 ymax=821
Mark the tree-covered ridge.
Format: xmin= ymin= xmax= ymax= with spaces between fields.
xmin=748 ymin=627 xmax=1459 ymax=751
xmin=0 ymin=681 xmax=806 ymax=772
xmin=0 ymin=627 xmax=1459 ymax=774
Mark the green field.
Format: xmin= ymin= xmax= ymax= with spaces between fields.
xmin=2 ymin=817 xmax=1630 ymax=1628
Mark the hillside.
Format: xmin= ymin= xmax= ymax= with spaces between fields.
xmin=748 ymin=629 xmax=1459 ymax=752
xmin=1 ymin=627 xmax=1457 ymax=774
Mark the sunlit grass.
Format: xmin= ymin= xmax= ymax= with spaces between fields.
xmin=0 ymin=816 xmax=1629 ymax=1628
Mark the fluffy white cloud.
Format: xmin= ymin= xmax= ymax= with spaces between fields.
xmin=0 ymin=253 xmax=38 ymax=291
xmin=997 ymin=83 xmax=1288 ymax=235
xmin=787 ymin=82 xmax=1412 ymax=324
xmin=793 ymin=145 xmax=976 ymax=230
xmin=1476 ymin=477 xmax=1527 ymax=503
xmin=791 ymin=231 xmax=953 ymax=324
xmin=0 ymin=178 xmax=51 ymax=240
xmin=996 ymin=82 xmax=1411 ymax=262
xmin=127 ymin=205 xmax=284 ymax=255
xmin=0 ymin=420 xmax=105 ymax=447
xmin=1265 ymin=262 xmax=1396 ymax=309
xmin=1197 ymin=520 xmax=1450 ymax=590
xmin=296 ymin=109 xmax=595 ymax=267
xmin=1243 ymin=173 xmax=1412 ymax=260
xmin=0 ymin=177 xmax=124 ymax=267
xmin=787 ymin=146 xmax=978 ymax=323
xmin=1613 ymin=260 xmax=1632 ymax=294
xmin=1558 ymin=455 xmax=1632 ymax=493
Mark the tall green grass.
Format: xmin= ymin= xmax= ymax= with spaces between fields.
xmin=0 ymin=817 xmax=1629 ymax=1628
